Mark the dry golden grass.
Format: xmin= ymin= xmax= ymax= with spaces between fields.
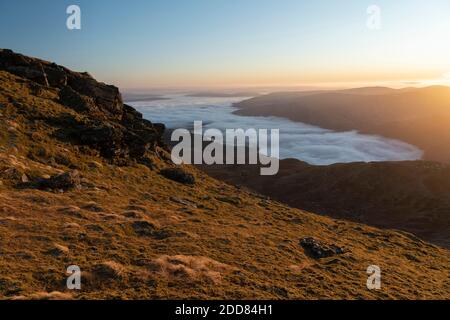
xmin=150 ymin=255 xmax=234 ymax=285
xmin=10 ymin=291 xmax=73 ymax=300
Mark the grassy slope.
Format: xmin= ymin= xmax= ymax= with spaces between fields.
xmin=0 ymin=71 xmax=449 ymax=300
xmin=201 ymin=160 xmax=450 ymax=249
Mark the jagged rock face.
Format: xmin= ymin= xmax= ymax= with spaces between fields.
xmin=66 ymin=73 xmax=123 ymax=119
xmin=59 ymin=86 xmax=99 ymax=114
xmin=0 ymin=49 xmax=122 ymax=119
xmin=0 ymin=49 xmax=165 ymax=163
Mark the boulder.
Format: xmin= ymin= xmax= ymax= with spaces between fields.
xmin=76 ymin=123 xmax=124 ymax=158
xmin=160 ymin=168 xmax=195 ymax=185
xmin=300 ymin=237 xmax=344 ymax=259
xmin=37 ymin=170 xmax=81 ymax=191
xmin=131 ymin=220 xmax=159 ymax=237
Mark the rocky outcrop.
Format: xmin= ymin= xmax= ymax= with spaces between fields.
xmin=0 ymin=49 xmax=165 ymax=163
xmin=0 ymin=49 xmax=122 ymax=118
xmin=58 ymin=85 xmax=99 ymax=114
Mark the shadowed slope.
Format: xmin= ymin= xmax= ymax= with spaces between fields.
xmin=201 ymin=159 xmax=450 ymax=249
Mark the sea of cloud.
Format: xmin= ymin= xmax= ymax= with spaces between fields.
xmin=129 ymin=94 xmax=423 ymax=165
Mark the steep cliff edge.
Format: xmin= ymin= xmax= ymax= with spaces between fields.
xmin=0 ymin=50 xmax=448 ymax=300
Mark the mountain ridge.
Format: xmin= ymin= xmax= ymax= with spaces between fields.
xmin=234 ymin=86 xmax=450 ymax=163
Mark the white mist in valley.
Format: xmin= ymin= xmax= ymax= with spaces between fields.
xmin=128 ymin=95 xmax=423 ymax=165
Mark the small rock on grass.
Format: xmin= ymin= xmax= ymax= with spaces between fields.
xmin=131 ymin=220 xmax=159 ymax=236
xmin=81 ymin=201 xmax=104 ymax=212
xmin=37 ymin=170 xmax=81 ymax=191
xmin=300 ymin=237 xmax=345 ymax=259
xmin=160 ymin=167 xmax=195 ymax=185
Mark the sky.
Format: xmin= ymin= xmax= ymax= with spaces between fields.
xmin=1 ymin=0 xmax=450 ymax=90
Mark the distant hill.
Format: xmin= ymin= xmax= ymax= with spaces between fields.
xmin=187 ymin=91 xmax=260 ymax=98
xmin=234 ymin=86 xmax=450 ymax=163
xmin=122 ymin=93 xmax=169 ymax=103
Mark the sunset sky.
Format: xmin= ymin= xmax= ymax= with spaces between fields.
xmin=1 ymin=0 xmax=450 ymax=90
